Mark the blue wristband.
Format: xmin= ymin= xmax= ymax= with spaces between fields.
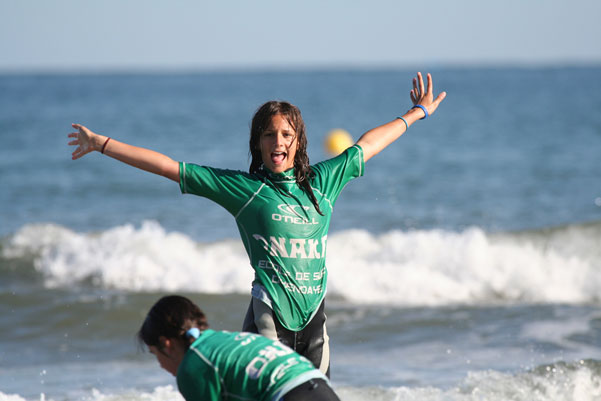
xmin=412 ymin=105 xmax=428 ymax=120
xmin=396 ymin=116 xmax=409 ymax=131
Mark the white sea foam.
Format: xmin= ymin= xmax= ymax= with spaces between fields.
xmin=3 ymin=221 xmax=600 ymax=306
xmin=0 ymin=386 xmax=184 ymax=401
xmin=335 ymin=361 xmax=601 ymax=401
xmin=81 ymin=386 xmax=183 ymax=401
xmin=0 ymin=392 xmax=28 ymax=401
xmin=3 ymin=362 xmax=599 ymax=401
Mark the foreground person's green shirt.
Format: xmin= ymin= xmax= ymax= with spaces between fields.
xmin=177 ymin=329 xmax=326 ymax=401
xmin=180 ymin=145 xmax=364 ymax=330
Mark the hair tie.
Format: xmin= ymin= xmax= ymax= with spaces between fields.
xmin=186 ymin=328 xmax=201 ymax=339
xmin=101 ymin=137 xmax=111 ymax=154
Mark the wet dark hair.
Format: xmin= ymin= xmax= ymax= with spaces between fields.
xmin=249 ymin=100 xmax=323 ymax=215
xmin=137 ymin=295 xmax=209 ymax=350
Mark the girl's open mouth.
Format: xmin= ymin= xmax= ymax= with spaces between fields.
xmin=271 ymin=151 xmax=286 ymax=164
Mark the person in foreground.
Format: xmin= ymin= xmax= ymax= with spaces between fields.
xmin=70 ymin=72 xmax=446 ymax=376
xmin=139 ymin=295 xmax=340 ymax=401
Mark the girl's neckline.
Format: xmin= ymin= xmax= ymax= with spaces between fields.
xmin=260 ymin=164 xmax=296 ymax=182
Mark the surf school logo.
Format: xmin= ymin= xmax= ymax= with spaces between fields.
xmin=272 ymin=204 xmax=319 ymax=225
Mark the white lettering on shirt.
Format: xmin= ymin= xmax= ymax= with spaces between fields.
xmin=252 ymin=235 xmax=327 ymax=260
xmin=271 ymin=204 xmax=319 ymax=225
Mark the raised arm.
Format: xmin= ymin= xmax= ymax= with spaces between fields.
xmin=68 ymin=123 xmax=180 ymax=182
xmin=356 ymin=72 xmax=446 ymax=162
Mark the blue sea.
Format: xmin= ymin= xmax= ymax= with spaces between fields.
xmin=1 ymin=67 xmax=601 ymax=401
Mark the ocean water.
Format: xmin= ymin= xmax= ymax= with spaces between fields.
xmin=1 ymin=67 xmax=601 ymax=401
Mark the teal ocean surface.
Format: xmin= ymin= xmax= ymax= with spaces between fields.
xmin=1 ymin=67 xmax=601 ymax=401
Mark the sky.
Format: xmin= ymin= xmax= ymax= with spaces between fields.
xmin=1 ymin=0 xmax=600 ymax=72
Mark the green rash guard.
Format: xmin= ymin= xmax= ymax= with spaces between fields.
xmin=177 ymin=329 xmax=327 ymax=401
xmin=180 ymin=145 xmax=364 ymax=331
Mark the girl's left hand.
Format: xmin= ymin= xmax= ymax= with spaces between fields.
xmin=410 ymin=72 xmax=447 ymax=117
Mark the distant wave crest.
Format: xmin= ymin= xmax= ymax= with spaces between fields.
xmin=2 ymin=221 xmax=600 ymax=306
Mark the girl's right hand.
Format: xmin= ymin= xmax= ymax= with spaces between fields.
xmin=68 ymin=123 xmax=104 ymax=160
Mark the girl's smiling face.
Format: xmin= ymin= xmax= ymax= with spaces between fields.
xmin=259 ymin=114 xmax=297 ymax=173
